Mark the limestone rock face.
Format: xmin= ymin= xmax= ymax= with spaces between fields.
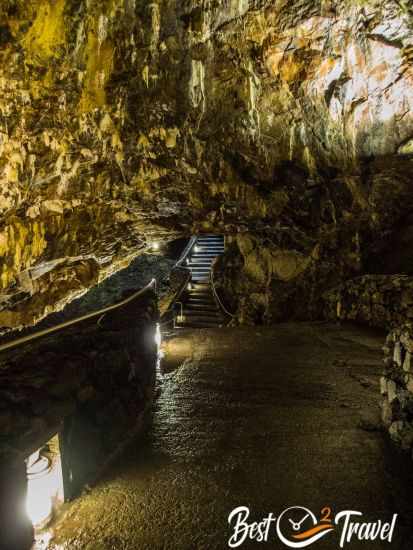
xmin=1 ymin=1 xmax=413 ymax=329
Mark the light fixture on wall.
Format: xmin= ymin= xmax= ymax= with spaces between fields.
xmin=25 ymin=435 xmax=64 ymax=531
xmin=151 ymin=242 xmax=160 ymax=251
xmin=154 ymin=322 xmax=161 ymax=349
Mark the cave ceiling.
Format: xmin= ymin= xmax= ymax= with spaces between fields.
xmin=1 ymin=0 xmax=413 ymax=329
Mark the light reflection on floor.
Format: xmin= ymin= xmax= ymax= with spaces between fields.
xmin=35 ymin=325 xmax=413 ymax=549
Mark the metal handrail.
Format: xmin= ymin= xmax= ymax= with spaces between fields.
xmin=210 ymin=268 xmax=236 ymax=319
xmin=174 ymin=302 xmax=184 ymax=326
xmin=161 ymin=269 xmax=191 ymax=325
xmin=175 ymin=236 xmax=197 ymax=268
xmin=161 ymin=236 xmax=197 ymax=327
xmin=0 ymin=278 xmax=157 ymax=354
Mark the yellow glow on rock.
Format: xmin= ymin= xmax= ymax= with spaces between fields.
xmin=22 ymin=0 xmax=67 ymax=65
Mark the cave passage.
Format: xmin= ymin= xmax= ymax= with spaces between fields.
xmin=43 ymin=324 xmax=413 ymax=550
xmin=3 ymin=1 xmax=413 ymax=548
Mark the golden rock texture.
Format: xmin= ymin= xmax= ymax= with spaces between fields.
xmin=1 ymin=0 xmax=413 ymax=328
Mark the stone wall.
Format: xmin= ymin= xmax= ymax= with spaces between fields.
xmin=382 ymin=324 xmax=413 ymax=457
xmin=323 ymin=275 xmax=413 ymax=329
xmin=0 ymin=288 xmax=158 ymax=547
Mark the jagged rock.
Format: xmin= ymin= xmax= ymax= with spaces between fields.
xmin=0 ymin=1 xmax=413 ymax=331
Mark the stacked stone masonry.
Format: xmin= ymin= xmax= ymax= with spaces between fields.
xmin=382 ymin=325 xmax=413 ymax=456
xmin=323 ymin=275 xmax=413 ymax=330
xmin=0 ymin=289 xmax=158 ymax=549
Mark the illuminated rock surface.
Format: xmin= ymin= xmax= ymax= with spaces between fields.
xmin=1 ymin=1 xmax=413 ymax=329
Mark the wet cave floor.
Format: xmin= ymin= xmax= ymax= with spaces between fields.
xmin=42 ymin=324 xmax=413 ymax=550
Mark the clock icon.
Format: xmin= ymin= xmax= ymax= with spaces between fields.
xmin=276 ymin=506 xmax=334 ymax=548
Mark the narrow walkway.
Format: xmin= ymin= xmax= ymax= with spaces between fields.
xmin=47 ymin=324 xmax=413 ymax=550
xmin=175 ymin=235 xmax=226 ymax=329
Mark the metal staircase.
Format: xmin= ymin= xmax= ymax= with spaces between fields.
xmin=174 ymin=235 xmax=226 ymax=329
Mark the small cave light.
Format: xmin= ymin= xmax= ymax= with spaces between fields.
xmin=151 ymin=242 xmax=160 ymax=251
xmin=25 ymin=436 xmax=64 ymax=530
xmin=155 ymin=322 xmax=162 ymax=349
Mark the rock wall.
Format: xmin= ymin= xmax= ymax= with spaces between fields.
xmin=0 ymin=0 xmax=184 ymax=330
xmin=1 ymin=1 xmax=413 ymax=328
xmin=382 ymin=324 xmax=413 ymax=456
xmin=213 ymin=228 xmax=362 ymax=324
xmin=182 ymin=0 xmax=413 ymax=325
xmin=0 ymin=289 xmax=158 ymax=509
xmin=323 ymin=274 xmax=413 ymax=329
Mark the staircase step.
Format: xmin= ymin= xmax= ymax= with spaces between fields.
xmin=187 ymin=298 xmax=215 ymax=304
xmin=188 ymin=294 xmax=215 ymax=304
xmin=194 ymin=247 xmax=224 ymax=251
xmin=182 ymin=312 xmax=224 ymax=322
xmin=189 ymin=260 xmax=217 ymax=264
xmin=187 ymin=302 xmax=214 ymax=307
xmin=194 ymin=241 xmax=224 ymax=248
xmin=169 ymin=235 xmax=226 ymax=331
xmin=190 ymin=254 xmax=220 ymax=258
xmin=189 ymin=252 xmax=221 ymax=257
xmin=196 ymin=241 xmax=223 ymax=244
xmin=185 ymin=302 xmax=218 ymax=310
xmin=190 ymin=260 xmax=220 ymax=264
xmin=188 ymin=286 xmax=211 ymax=291
xmin=183 ymin=307 xmax=222 ymax=315
xmin=187 ymin=301 xmax=215 ymax=307
xmin=195 ymin=243 xmax=224 ymax=247
xmin=192 ymin=256 xmax=220 ymax=259
xmin=175 ymin=321 xmax=223 ymax=329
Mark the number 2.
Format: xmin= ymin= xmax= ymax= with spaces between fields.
xmin=321 ymin=507 xmax=332 ymax=523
